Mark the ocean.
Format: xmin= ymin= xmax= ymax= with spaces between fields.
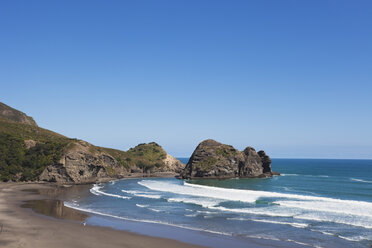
xmin=65 ymin=159 xmax=372 ymax=248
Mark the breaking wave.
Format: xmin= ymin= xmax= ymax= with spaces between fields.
xmin=138 ymin=180 xmax=372 ymax=229
xmin=64 ymin=202 xmax=232 ymax=236
xmin=121 ymin=189 xmax=162 ymax=199
xmin=350 ymin=178 xmax=372 ymax=183
xmin=90 ymin=184 xmax=131 ymax=199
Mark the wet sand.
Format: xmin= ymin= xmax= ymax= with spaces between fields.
xmin=0 ymin=182 xmax=204 ymax=248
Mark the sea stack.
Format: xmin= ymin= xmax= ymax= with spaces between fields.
xmin=180 ymin=139 xmax=279 ymax=179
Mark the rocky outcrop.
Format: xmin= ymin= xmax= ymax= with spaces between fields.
xmin=258 ymin=150 xmax=272 ymax=173
xmin=39 ymin=141 xmax=185 ymax=184
xmin=180 ymin=139 xmax=278 ymax=179
xmin=24 ymin=139 xmax=37 ymax=149
xmin=0 ymin=102 xmax=185 ymax=183
xmin=0 ymin=102 xmax=38 ymax=126
xmin=39 ymin=141 xmax=125 ymax=183
xmin=162 ymin=154 xmax=185 ymax=173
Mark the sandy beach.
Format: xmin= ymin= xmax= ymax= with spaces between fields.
xmin=0 ymin=182 xmax=204 ymax=248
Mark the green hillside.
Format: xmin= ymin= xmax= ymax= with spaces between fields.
xmin=0 ymin=102 xmax=37 ymax=126
xmin=0 ymin=118 xmax=71 ymax=181
xmin=0 ymin=104 xmax=176 ymax=182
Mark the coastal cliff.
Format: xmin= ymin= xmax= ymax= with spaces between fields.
xmin=0 ymin=102 xmax=184 ymax=183
xmin=39 ymin=141 xmax=184 ymax=183
xmin=180 ymin=139 xmax=278 ymax=179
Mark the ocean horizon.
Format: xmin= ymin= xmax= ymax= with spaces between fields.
xmin=64 ymin=158 xmax=372 ymax=248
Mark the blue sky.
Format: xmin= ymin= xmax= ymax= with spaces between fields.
xmin=1 ymin=0 xmax=371 ymax=158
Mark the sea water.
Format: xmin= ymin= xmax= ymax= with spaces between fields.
xmin=65 ymin=159 xmax=372 ymax=248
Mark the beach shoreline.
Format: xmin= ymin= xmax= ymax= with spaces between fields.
xmin=1 ymin=177 xmax=359 ymax=248
xmin=0 ymin=182 xmax=205 ymax=248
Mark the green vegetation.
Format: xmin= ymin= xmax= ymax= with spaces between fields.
xmin=0 ymin=117 xmax=71 ymax=181
xmin=122 ymin=142 xmax=166 ymax=172
xmin=105 ymin=166 xmax=116 ymax=176
xmin=0 ymin=102 xmax=37 ymax=126
xmin=194 ymin=157 xmax=217 ymax=171
xmin=98 ymin=142 xmax=167 ymax=172
xmin=0 ymin=106 xmax=170 ymax=181
xmin=0 ymin=131 xmax=69 ymax=181
xmin=216 ymin=147 xmax=237 ymax=158
xmin=0 ymin=117 xmax=68 ymax=143
xmin=216 ymin=148 xmax=230 ymax=158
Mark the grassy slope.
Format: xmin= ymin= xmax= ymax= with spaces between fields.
xmin=0 ymin=118 xmax=170 ymax=181
xmin=97 ymin=142 xmax=167 ymax=171
xmin=0 ymin=117 xmax=68 ymax=142
xmin=0 ymin=102 xmax=37 ymax=126
xmin=0 ymin=118 xmax=71 ymax=181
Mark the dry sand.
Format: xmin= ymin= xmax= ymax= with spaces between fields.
xmin=0 ymin=182 xmax=204 ymax=248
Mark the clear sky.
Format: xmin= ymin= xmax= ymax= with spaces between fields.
xmin=1 ymin=0 xmax=371 ymax=158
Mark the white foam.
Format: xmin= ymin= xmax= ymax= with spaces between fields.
xmin=294 ymin=213 xmax=372 ymax=229
xmin=90 ymin=185 xmax=101 ymax=196
xmin=316 ymin=230 xmax=334 ymax=236
xmin=249 ymin=218 xmax=308 ymax=228
xmin=226 ymin=217 xmax=248 ymax=221
xmin=121 ymin=189 xmax=162 ymax=199
xmin=185 ymin=213 xmax=198 ymax=217
xmin=245 ymin=234 xmax=322 ymax=248
xmin=276 ymin=200 xmax=372 ymax=218
xmin=136 ymin=204 xmax=149 ymax=208
xmin=121 ymin=189 xmax=138 ymax=194
xmin=90 ymin=184 xmax=131 ymax=199
xmin=64 ymin=203 xmax=232 ymax=236
xmin=196 ymin=210 xmax=218 ymax=214
xmin=140 ymin=180 xmax=372 ymax=209
xmin=281 ymin=174 xmax=329 ymax=178
xmin=148 ymin=208 xmax=162 ymax=212
xmin=135 ymin=194 xmax=162 ymax=199
xmin=338 ymin=235 xmax=368 ymax=242
xmin=167 ymin=197 xmax=222 ymax=208
xmin=138 ymin=180 xmax=372 ymax=229
xmin=310 ymin=228 xmax=370 ymax=244
xmin=350 ymin=178 xmax=372 ymax=183
xmin=139 ymin=180 xmax=258 ymax=203
xmin=203 ymin=215 xmax=214 ymax=219
xmin=282 ymin=186 xmax=292 ymax=191
xmin=285 ymin=239 xmax=320 ymax=248
xmin=246 ymin=234 xmax=281 ymax=241
xmin=210 ymin=206 xmax=295 ymax=217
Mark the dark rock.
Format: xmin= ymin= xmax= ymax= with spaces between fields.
xmin=180 ymin=139 xmax=278 ymax=179
xmin=258 ymin=150 xmax=272 ymax=173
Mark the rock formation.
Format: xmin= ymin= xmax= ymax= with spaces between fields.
xmin=180 ymin=139 xmax=278 ymax=179
xmin=39 ymin=141 xmax=125 ymax=183
xmin=39 ymin=141 xmax=185 ymax=183
xmin=0 ymin=102 xmax=185 ymax=183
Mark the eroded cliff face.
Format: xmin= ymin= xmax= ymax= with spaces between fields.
xmin=180 ymin=139 xmax=278 ymax=179
xmin=159 ymin=153 xmax=184 ymax=173
xmin=39 ymin=141 xmax=185 ymax=184
xmin=39 ymin=141 xmax=123 ymax=183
